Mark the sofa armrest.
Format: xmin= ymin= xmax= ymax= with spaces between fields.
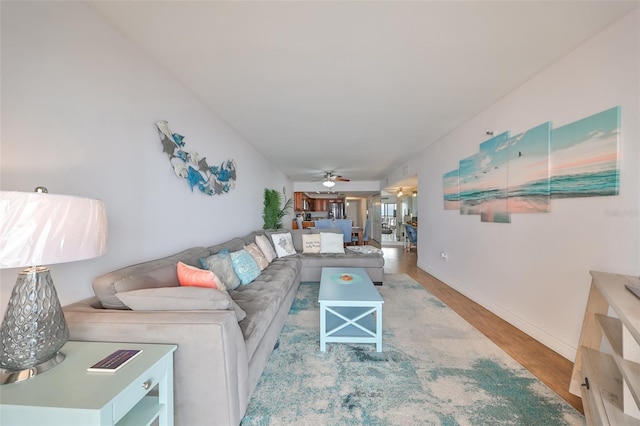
xmin=63 ymin=297 xmax=249 ymax=426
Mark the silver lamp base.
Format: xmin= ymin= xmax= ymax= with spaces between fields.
xmin=0 ymin=351 xmax=65 ymax=384
xmin=0 ymin=267 xmax=69 ymax=384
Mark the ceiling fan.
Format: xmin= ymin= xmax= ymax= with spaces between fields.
xmin=321 ymin=172 xmax=350 ymax=188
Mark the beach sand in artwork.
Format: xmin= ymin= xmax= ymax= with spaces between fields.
xmin=460 ymin=201 xmax=482 ymax=216
xmin=507 ymin=195 xmax=550 ymax=213
xmin=481 ymin=199 xmax=510 ymax=223
xmin=445 ymin=200 xmax=460 ymax=210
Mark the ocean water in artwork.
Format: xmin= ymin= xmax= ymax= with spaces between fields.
xmin=507 ymin=122 xmax=551 ymax=213
xmin=550 ymin=107 xmax=620 ymax=197
xmin=551 ymin=169 xmax=620 ymax=198
xmin=479 ymin=132 xmax=510 ymax=223
xmin=459 ymin=153 xmax=482 ymax=216
xmin=443 ymin=169 xmax=460 ymax=210
xmin=458 ymin=132 xmax=511 ymax=223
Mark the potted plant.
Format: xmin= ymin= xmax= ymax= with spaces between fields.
xmin=262 ymin=188 xmax=292 ymax=230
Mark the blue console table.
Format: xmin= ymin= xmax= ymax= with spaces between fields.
xmin=0 ymin=341 xmax=176 ymax=426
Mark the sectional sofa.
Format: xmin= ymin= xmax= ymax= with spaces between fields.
xmin=63 ymin=228 xmax=384 ymax=426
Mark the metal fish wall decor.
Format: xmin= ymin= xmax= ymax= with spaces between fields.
xmin=155 ymin=121 xmax=237 ymax=196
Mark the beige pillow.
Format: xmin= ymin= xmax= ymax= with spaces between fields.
xmin=255 ymin=235 xmax=277 ymax=263
xmin=302 ymin=234 xmax=321 ymax=253
xmin=320 ymin=232 xmax=345 ymax=254
xmin=115 ymin=286 xmax=246 ymax=321
xmin=245 ymin=243 xmax=269 ymax=270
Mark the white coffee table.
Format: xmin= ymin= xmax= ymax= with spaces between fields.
xmin=319 ymin=267 xmax=384 ymax=352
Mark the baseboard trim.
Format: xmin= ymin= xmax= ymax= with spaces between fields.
xmin=418 ymin=260 xmax=577 ymax=362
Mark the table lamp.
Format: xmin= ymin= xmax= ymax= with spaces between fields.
xmin=0 ymin=188 xmax=107 ymax=384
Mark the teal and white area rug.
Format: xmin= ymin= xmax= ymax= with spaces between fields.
xmin=242 ymin=274 xmax=584 ymax=425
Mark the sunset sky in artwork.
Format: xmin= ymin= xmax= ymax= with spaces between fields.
xmin=507 ymin=122 xmax=550 ymax=188
xmin=551 ymin=107 xmax=619 ymax=177
xmin=443 ymin=106 xmax=619 ymax=221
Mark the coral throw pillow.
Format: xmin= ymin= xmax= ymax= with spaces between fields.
xmin=177 ymin=261 xmax=226 ymax=291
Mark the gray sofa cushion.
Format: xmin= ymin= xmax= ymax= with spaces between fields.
xmin=208 ymin=238 xmax=246 ymax=255
xmin=93 ymin=247 xmax=211 ymax=309
xmin=230 ymin=257 xmax=301 ymax=361
xmin=297 ymin=251 xmax=384 ymax=269
xmin=236 ymin=230 xmax=266 ymax=247
xmin=115 ymin=286 xmax=247 ymax=321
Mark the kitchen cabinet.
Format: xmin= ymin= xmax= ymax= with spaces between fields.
xmin=294 ymin=192 xmax=307 ymax=211
xmin=314 ymin=199 xmax=328 ymax=212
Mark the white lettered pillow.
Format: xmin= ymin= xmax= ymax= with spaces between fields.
xmin=320 ymin=232 xmax=345 ymax=254
xmin=255 ymin=235 xmax=277 ymax=263
xmin=271 ymin=232 xmax=297 ymax=258
xmin=302 ymin=234 xmax=321 ymax=253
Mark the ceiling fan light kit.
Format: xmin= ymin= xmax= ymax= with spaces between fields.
xmin=319 ymin=172 xmax=349 ymax=188
xmin=322 ymin=179 xmax=336 ymax=188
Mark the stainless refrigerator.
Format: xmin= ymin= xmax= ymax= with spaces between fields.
xmin=327 ymin=202 xmax=345 ymax=219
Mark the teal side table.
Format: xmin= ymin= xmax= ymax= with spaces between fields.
xmin=0 ymin=341 xmax=176 ymax=426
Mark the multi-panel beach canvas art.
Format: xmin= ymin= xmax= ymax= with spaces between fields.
xmin=457 ymin=133 xmax=512 ymax=223
xmin=551 ymin=107 xmax=620 ymax=198
xmin=442 ymin=106 xmax=620 ymax=224
xmin=478 ymin=133 xmax=510 ymax=223
xmin=458 ymin=153 xmax=482 ymax=216
xmin=443 ymin=169 xmax=460 ymax=210
xmin=507 ymin=122 xmax=551 ymax=213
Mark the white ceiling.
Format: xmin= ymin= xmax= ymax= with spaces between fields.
xmin=88 ymin=0 xmax=638 ymax=188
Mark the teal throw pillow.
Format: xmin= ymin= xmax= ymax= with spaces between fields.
xmin=200 ymin=249 xmax=241 ymax=291
xmin=230 ymin=249 xmax=261 ymax=286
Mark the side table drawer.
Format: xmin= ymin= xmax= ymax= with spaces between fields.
xmin=112 ymin=354 xmax=170 ymax=423
xmin=0 ymin=342 xmax=175 ymax=426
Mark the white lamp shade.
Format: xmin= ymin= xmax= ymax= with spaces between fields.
xmin=0 ymin=191 xmax=108 ymax=268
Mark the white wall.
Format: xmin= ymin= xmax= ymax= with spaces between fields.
xmin=0 ymin=2 xmax=290 ymax=315
xmin=418 ymin=9 xmax=639 ymax=360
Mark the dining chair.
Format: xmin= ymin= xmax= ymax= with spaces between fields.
xmin=314 ymin=219 xmax=333 ymax=229
xmin=333 ymin=219 xmax=353 ymax=245
xmin=352 ymin=219 xmax=371 ymax=245
xmin=405 ymin=224 xmax=417 ymax=252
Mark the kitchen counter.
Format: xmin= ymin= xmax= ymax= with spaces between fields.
xmin=292 ymin=220 xmax=316 ymax=229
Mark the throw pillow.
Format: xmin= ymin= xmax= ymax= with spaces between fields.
xmin=200 ymin=249 xmax=241 ymax=291
xmin=302 ymin=234 xmax=321 ymax=253
xmin=271 ymin=232 xmax=297 ymax=258
xmin=255 ymin=235 xmax=277 ymax=263
xmin=115 ymin=286 xmax=246 ymax=321
xmin=177 ymin=261 xmax=226 ymax=291
xmin=230 ymin=249 xmax=261 ymax=285
xmin=320 ymin=232 xmax=345 ymax=254
xmin=245 ymin=243 xmax=269 ymax=270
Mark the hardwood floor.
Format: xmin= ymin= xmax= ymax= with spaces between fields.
xmin=377 ymin=244 xmax=584 ymax=414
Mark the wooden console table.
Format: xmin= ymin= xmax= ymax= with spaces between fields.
xmin=570 ymin=271 xmax=640 ymax=425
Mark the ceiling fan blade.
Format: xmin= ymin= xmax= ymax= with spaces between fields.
xmin=334 ymin=176 xmax=350 ymax=182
